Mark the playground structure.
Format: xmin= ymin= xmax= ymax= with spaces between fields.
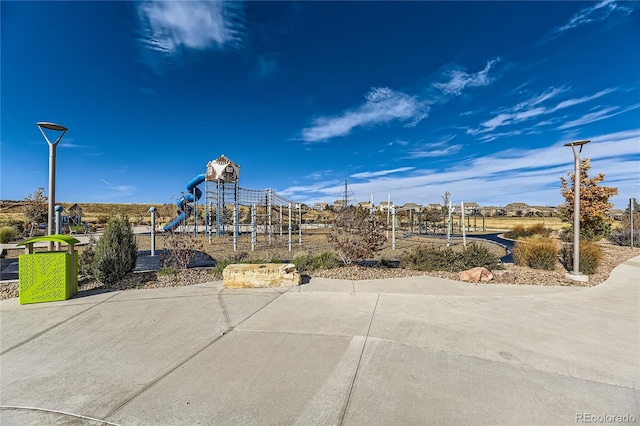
xmin=164 ymin=155 xmax=308 ymax=251
xmin=162 ymin=157 xmax=488 ymax=253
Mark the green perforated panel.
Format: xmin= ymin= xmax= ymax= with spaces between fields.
xmin=19 ymin=252 xmax=74 ymax=304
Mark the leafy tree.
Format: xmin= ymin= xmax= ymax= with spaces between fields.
xmin=92 ymin=214 xmax=138 ymax=285
xmin=327 ymin=206 xmax=387 ymax=265
xmin=560 ymin=158 xmax=618 ymax=240
xmin=23 ymin=187 xmax=48 ymax=224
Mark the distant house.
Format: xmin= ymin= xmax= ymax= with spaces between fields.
xmin=333 ymin=199 xmax=346 ymax=210
xmin=313 ymin=202 xmax=328 ymax=211
xmin=610 ymin=209 xmax=625 ymax=220
xmin=461 ymin=202 xmax=480 ymax=215
xmin=426 ymin=203 xmax=442 ymax=211
xmin=505 ymin=202 xmax=530 ymax=217
xmin=480 ymin=206 xmax=506 ymax=217
xmin=530 ymin=206 xmax=558 ymax=217
xmin=358 ymin=201 xmax=373 ymax=210
xmin=378 ymin=201 xmax=393 ymax=212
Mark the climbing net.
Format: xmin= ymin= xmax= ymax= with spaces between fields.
xmin=201 ymin=181 xmax=315 ymax=250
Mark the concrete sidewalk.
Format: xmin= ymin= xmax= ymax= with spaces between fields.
xmin=1 ymin=258 xmax=638 ymax=425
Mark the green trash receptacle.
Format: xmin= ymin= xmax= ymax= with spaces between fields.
xmin=17 ymin=235 xmax=80 ymax=304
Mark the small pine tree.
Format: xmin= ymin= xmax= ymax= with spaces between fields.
xmin=92 ymin=214 xmax=138 ymax=285
xmin=560 ymin=158 xmax=618 ymax=240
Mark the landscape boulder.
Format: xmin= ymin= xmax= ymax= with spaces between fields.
xmin=223 ymin=263 xmax=301 ymax=289
xmin=459 ymin=267 xmax=493 ymax=283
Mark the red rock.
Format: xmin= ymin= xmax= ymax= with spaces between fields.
xmin=459 ymin=267 xmax=493 ymax=283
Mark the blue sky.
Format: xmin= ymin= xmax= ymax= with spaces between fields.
xmin=2 ymin=1 xmax=639 ymax=209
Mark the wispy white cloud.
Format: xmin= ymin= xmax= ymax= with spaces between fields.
xmin=403 ymin=145 xmax=462 ymax=159
xmin=401 ymin=135 xmax=460 ymax=159
xmin=100 ymin=178 xmax=136 ymax=198
xmin=136 ymin=1 xmax=244 ymax=55
xmin=433 ymin=58 xmax=500 ymax=96
xmin=556 ymin=0 xmax=629 ymax=34
xmin=282 ymin=128 xmax=640 ymax=208
xmin=351 ymin=167 xmax=415 ymax=179
xmin=468 ymin=87 xmax=617 ymax=136
xmin=557 ymin=103 xmax=640 ymax=130
xmin=299 ymin=57 xmax=501 ymax=143
xmin=475 ymin=129 xmax=523 ymax=143
xmin=554 ymin=88 xmax=616 ymax=110
xmin=301 ymin=87 xmax=429 ymax=142
xmin=305 ymin=169 xmax=333 ymax=180
xmin=60 ymin=142 xmax=94 ymax=149
xmin=540 ymin=0 xmax=639 ymax=44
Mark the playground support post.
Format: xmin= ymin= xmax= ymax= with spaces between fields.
xmin=631 ymin=198 xmax=635 ymax=249
xmin=461 ymin=202 xmax=466 ymax=248
xmin=251 ymin=204 xmax=256 ymax=251
xmin=267 ymin=189 xmax=272 ymax=246
xmin=288 ymin=203 xmax=292 ymax=252
xmin=298 ymin=204 xmax=302 ymax=246
xmin=447 ymin=200 xmax=453 ymax=247
xmin=149 ymin=207 xmax=156 ymax=256
xmin=235 ymin=203 xmax=240 ymax=250
xmin=386 ymin=194 xmax=390 ymax=239
xmin=233 ymin=204 xmax=238 ymax=251
xmin=55 ymin=205 xmax=63 ymax=250
xmin=37 ymin=122 xmax=68 ymax=251
xmin=193 ymin=188 xmax=197 ymax=237
xmin=391 ymin=204 xmax=396 ymax=250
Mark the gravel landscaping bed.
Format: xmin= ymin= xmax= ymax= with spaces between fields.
xmin=2 ymin=240 xmax=638 ymax=300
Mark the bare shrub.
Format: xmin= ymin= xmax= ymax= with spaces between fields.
xmin=162 ymin=232 xmax=205 ymax=270
xmin=23 ymin=187 xmax=48 ymax=225
xmin=327 ymin=207 xmax=386 ymax=265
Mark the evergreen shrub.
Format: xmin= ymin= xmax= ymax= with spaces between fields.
xmin=92 ymin=214 xmax=137 ymax=285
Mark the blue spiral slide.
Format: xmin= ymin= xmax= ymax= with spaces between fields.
xmin=163 ymin=173 xmax=206 ymax=232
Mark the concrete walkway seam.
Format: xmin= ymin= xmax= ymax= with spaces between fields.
xmin=101 ymin=286 xmax=291 ymax=421
xmin=339 ymin=293 xmax=381 ymax=426
xmin=0 ymin=405 xmax=121 ymax=426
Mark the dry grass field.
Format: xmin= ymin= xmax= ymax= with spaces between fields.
xmin=2 ymin=200 xmax=565 ymax=231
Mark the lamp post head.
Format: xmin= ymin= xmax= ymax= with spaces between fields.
xmin=37 ymin=122 xmax=68 ymax=147
xmin=37 ymin=122 xmax=68 ymax=132
xmin=564 ymin=139 xmax=591 ymax=148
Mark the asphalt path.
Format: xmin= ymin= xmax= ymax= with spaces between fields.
xmin=419 ymin=232 xmax=515 ymax=263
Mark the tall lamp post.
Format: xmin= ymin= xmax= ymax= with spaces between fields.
xmin=37 ymin=122 xmax=68 ymax=251
xmin=564 ymin=139 xmax=590 ymax=282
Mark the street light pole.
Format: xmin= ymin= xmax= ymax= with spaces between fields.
xmin=37 ymin=122 xmax=68 ymax=251
xmin=564 ymin=139 xmax=590 ymax=282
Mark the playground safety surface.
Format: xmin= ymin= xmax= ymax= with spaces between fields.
xmin=1 ymin=257 xmax=639 ymax=425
